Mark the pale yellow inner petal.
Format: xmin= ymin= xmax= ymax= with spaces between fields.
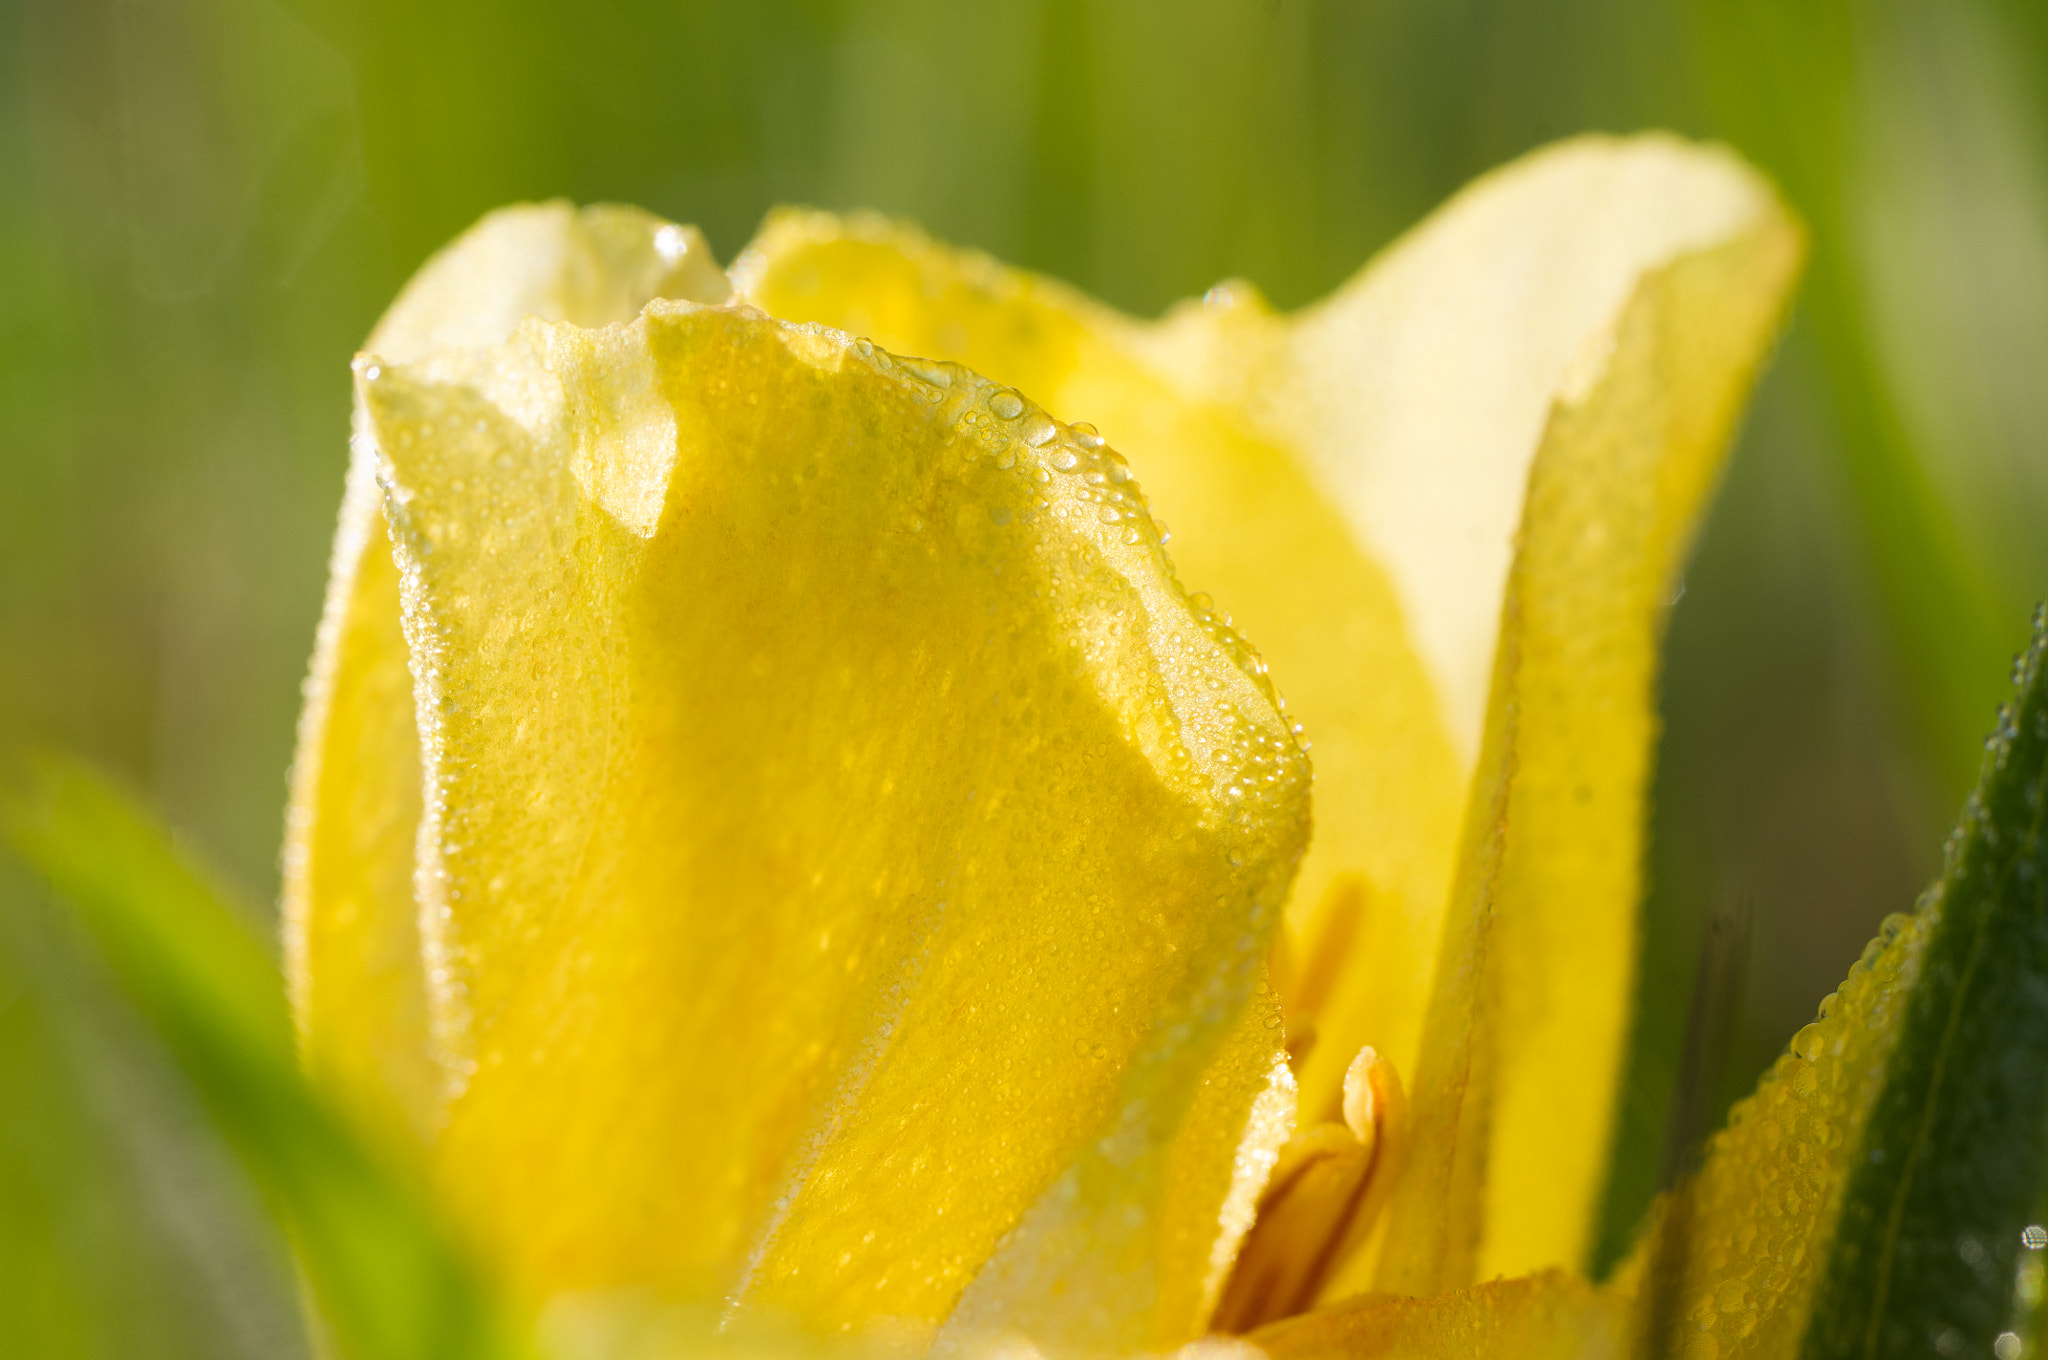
xmin=1366 ymin=201 xmax=1804 ymax=1293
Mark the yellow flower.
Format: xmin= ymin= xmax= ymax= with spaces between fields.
xmin=282 ymin=133 xmax=1802 ymax=1359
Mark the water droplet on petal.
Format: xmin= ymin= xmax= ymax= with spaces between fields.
xmin=1069 ymin=422 xmax=1105 ymax=448
xmin=654 ymin=223 xmax=691 ymax=262
xmin=989 ymin=389 xmax=1025 ymax=419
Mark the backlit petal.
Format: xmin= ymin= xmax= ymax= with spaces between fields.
xmin=1239 ymin=1270 xmax=1621 ymax=1360
xmin=732 ymin=136 xmax=1802 ymax=1284
xmin=735 ymin=204 xmax=1465 ymax=1133
xmin=285 ymin=202 xmax=728 ymax=1149
xmin=345 ymin=295 xmax=1309 ymax=1349
xmin=1363 ymin=155 xmax=1801 ymax=1290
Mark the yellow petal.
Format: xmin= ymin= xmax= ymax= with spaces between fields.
xmin=731 ymin=135 xmax=1803 ymax=1284
xmin=1238 ymin=1270 xmax=1621 ymax=1360
xmin=285 ymin=202 xmax=728 ymax=1148
xmin=735 ymin=206 xmax=1466 ymax=1128
xmin=939 ymin=982 xmax=1297 ymax=1357
xmin=1366 ymin=149 xmax=1803 ymax=1291
xmin=348 ymin=298 xmax=1308 ymax=1346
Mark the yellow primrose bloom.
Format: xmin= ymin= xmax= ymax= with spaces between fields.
xmin=283 ymin=133 xmax=1801 ymax=1358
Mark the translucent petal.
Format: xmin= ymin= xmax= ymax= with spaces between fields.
xmin=937 ymin=984 xmax=1297 ymax=1357
xmin=350 ymin=301 xmax=1309 ymax=1346
xmin=285 ymin=202 xmax=727 ymax=1149
xmin=732 ymin=135 xmax=1803 ymax=1281
xmin=735 ymin=204 xmax=1465 ymax=1132
xmin=1238 ymin=1270 xmax=1620 ymax=1360
xmin=1363 ymin=165 xmax=1802 ymax=1291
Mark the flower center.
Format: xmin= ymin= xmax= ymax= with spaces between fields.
xmin=1211 ymin=1047 xmax=1409 ymax=1332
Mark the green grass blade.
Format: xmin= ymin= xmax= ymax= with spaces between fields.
xmin=1801 ymin=609 xmax=2048 ymax=1358
xmin=0 ymin=754 xmax=524 ymax=1360
xmin=1691 ymin=0 xmax=2024 ymax=798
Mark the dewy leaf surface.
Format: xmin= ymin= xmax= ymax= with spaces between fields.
xmin=353 ymin=300 xmax=1309 ymax=1348
xmin=733 ymin=134 xmax=1803 ymax=1281
xmin=1616 ymin=623 xmax=2048 ymax=1360
xmin=1619 ymin=909 xmax=1928 ymax=1360
xmin=1797 ymin=616 xmax=2048 ymax=1360
xmin=286 ymin=202 xmax=729 ymax=1149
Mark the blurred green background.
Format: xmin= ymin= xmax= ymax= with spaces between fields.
xmin=3 ymin=0 xmax=2046 ymax=1352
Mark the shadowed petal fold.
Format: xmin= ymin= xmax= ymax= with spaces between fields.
xmin=286 ymin=203 xmax=730 ymax=1150
xmin=304 ymin=232 xmax=1311 ymax=1351
xmin=731 ymin=135 xmax=1803 ymax=1285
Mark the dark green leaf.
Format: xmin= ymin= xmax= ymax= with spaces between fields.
xmin=1803 ymin=609 xmax=2048 ymax=1358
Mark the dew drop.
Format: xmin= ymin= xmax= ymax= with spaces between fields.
xmin=1022 ymin=413 xmax=1057 ymax=446
xmin=1098 ymin=504 xmax=1122 ymax=524
xmin=989 ymin=389 xmax=1025 ymax=419
xmin=1070 ymin=422 xmax=1105 ymax=448
xmin=1051 ymin=448 xmax=1080 ymax=472
xmin=1791 ymin=1022 xmax=1826 ymax=1061
xmin=654 ymin=223 xmax=691 ymax=262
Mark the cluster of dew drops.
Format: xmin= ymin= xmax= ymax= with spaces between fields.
xmin=849 ymin=334 xmax=1158 ymax=539
xmin=845 ymin=331 xmax=1312 ymax=840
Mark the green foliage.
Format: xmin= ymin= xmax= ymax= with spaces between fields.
xmin=0 ymin=865 xmax=303 ymax=1360
xmin=0 ymin=756 xmax=519 ymax=1360
xmin=1805 ymin=610 xmax=2048 ymax=1357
